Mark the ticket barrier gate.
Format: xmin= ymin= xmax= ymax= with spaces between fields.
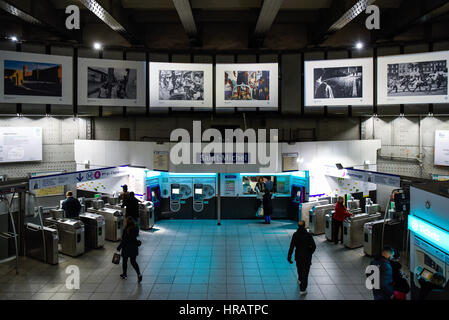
xmin=78 ymin=212 xmax=105 ymax=249
xmin=87 ymin=207 xmax=123 ymax=242
xmin=342 ymin=213 xmax=382 ymax=249
xmin=139 ymin=201 xmax=155 ymax=230
xmin=363 ymin=218 xmax=404 ymax=256
xmin=309 ymin=204 xmax=334 ymax=235
xmin=301 ymin=200 xmax=329 ymax=229
xmin=24 ymin=222 xmax=59 ymax=265
xmin=325 ymin=208 xmax=362 ymax=242
xmin=44 ymin=217 xmax=85 ymax=257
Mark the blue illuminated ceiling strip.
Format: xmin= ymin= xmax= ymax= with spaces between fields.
xmin=408 ymin=215 xmax=449 ymax=254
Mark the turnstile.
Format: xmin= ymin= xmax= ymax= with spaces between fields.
xmin=139 ymin=201 xmax=155 ymax=230
xmin=50 ymin=208 xmax=65 ymax=219
xmin=89 ymin=207 xmax=124 ymax=241
xmin=325 ymin=207 xmax=362 ymax=242
xmin=309 ymin=204 xmax=334 ymax=235
xmin=325 ymin=212 xmax=334 ymax=241
xmin=44 ymin=217 xmax=85 ymax=257
xmin=342 ymin=213 xmax=382 ymax=249
xmin=24 ymin=222 xmax=59 ymax=265
xmin=79 ymin=212 xmax=105 ymax=249
xmin=301 ymin=200 xmax=329 ymax=229
xmin=363 ymin=219 xmax=404 ymax=256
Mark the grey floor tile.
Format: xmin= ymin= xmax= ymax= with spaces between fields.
xmin=89 ymin=292 xmax=112 ymax=300
xmin=31 ymin=292 xmax=54 ymax=300
xmin=50 ymin=292 xmax=74 ymax=300
xmin=70 ymin=292 xmax=92 ymax=300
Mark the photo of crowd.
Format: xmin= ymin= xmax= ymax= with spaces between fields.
xmin=158 ymin=70 xmax=204 ymax=101
xmin=387 ymin=60 xmax=448 ymax=96
xmin=87 ymin=67 xmax=137 ymax=99
xmin=224 ymin=70 xmax=270 ymax=100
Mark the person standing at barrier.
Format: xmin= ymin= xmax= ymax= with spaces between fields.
xmin=370 ymin=247 xmax=394 ymax=300
xmin=61 ymin=191 xmax=81 ymax=219
xmin=262 ymin=177 xmax=273 ymax=224
xmin=120 ymin=184 xmax=131 ymax=203
xmin=287 ymin=220 xmax=316 ymax=295
xmin=332 ymin=196 xmax=352 ymax=244
xmin=117 ymin=217 xmax=142 ymax=283
xmin=122 ymin=192 xmax=140 ymax=233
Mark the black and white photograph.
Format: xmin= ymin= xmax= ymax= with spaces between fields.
xmin=78 ymin=57 xmax=146 ymax=106
xmin=150 ymin=62 xmax=213 ymax=108
xmin=387 ymin=61 xmax=447 ymax=96
xmin=305 ymin=57 xmax=373 ymax=106
xmin=313 ymin=66 xmax=362 ymax=99
xmin=88 ymin=67 xmax=137 ymax=99
xmin=0 ymin=50 xmax=72 ymax=105
xmin=378 ymin=50 xmax=449 ymax=105
xmin=158 ymin=70 xmax=204 ymax=101
xmin=215 ymin=63 xmax=278 ymax=108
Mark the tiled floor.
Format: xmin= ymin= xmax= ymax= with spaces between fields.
xmin=0 ymin=219 xmax=394 ymax=300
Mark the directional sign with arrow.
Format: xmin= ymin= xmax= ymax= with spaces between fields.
xmin=76 ymin=173 xmax=84 ymax=182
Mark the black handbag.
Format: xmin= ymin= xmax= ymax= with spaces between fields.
xmin=137 ymin=240 xmax=142 ymax=247
xmin=112 ymin=252 xmax=121 ymax=264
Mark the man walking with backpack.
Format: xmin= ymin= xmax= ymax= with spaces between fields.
xmin=287 ymin=220 xmax=316 ymax=295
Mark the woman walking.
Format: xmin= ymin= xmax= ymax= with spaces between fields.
xmin=117 ymin=216 xmax=142 ymax=283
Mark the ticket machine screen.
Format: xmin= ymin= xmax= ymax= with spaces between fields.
xmin=195 ymin=189 xmax=202 ymax=195
xmin=172 ymin=189 xmax=180 ymax=194
xmin=420 ymin=269 xmax=433 ymax=281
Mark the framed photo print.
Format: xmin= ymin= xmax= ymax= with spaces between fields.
xmin=0 ymin=50 xmax=72 ymax=105
xmin=305 ymin=57 xmax=374 ymax=106
xmin=215 ymin=63 xmax=278 ymax=108
xmin=377 ymin=50 xmax=449 ymax=105
xmin=78 ymin=57 xmax=146 ymax=106
xmin=149 ymin=62 xmax=212 ymax=108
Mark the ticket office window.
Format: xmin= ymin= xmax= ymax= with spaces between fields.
xmin=241 ymin=175 xmax=291 ymax=196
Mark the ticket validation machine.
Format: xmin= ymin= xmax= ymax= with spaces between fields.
xmin=170 ymin=184 xmax=181 ymax=213
xmin=193 ymin=184 xmax=204 ymax=213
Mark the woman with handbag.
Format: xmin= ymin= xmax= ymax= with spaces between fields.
xmin=117 ymin=216 xmax=142 ymax=283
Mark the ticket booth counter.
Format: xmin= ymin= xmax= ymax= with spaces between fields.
xmin=220 ymin=171 xmax=309 ymax=219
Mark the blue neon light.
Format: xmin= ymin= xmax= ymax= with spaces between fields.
xmin=408 ymin=215 xmax=449 ymax=254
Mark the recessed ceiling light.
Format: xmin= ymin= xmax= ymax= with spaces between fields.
xmin=93 ymin=42 xmax=102 ymax=50
xmin=355 ymin=42 xmax=363 ymax=49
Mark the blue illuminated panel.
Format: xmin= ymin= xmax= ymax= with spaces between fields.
xmin=408 ymin=215 xmax=449 ymax=254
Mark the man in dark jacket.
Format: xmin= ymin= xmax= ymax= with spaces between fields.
xmin=288 ymin=220 xmax=316 ymax=295
xmin=121 ymin=191 xmax=139 ymax=221
xmin=370 ymin=247 xmax=394 ymax=300
xmin=61 ymin=191 xmax=81 ymax=218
